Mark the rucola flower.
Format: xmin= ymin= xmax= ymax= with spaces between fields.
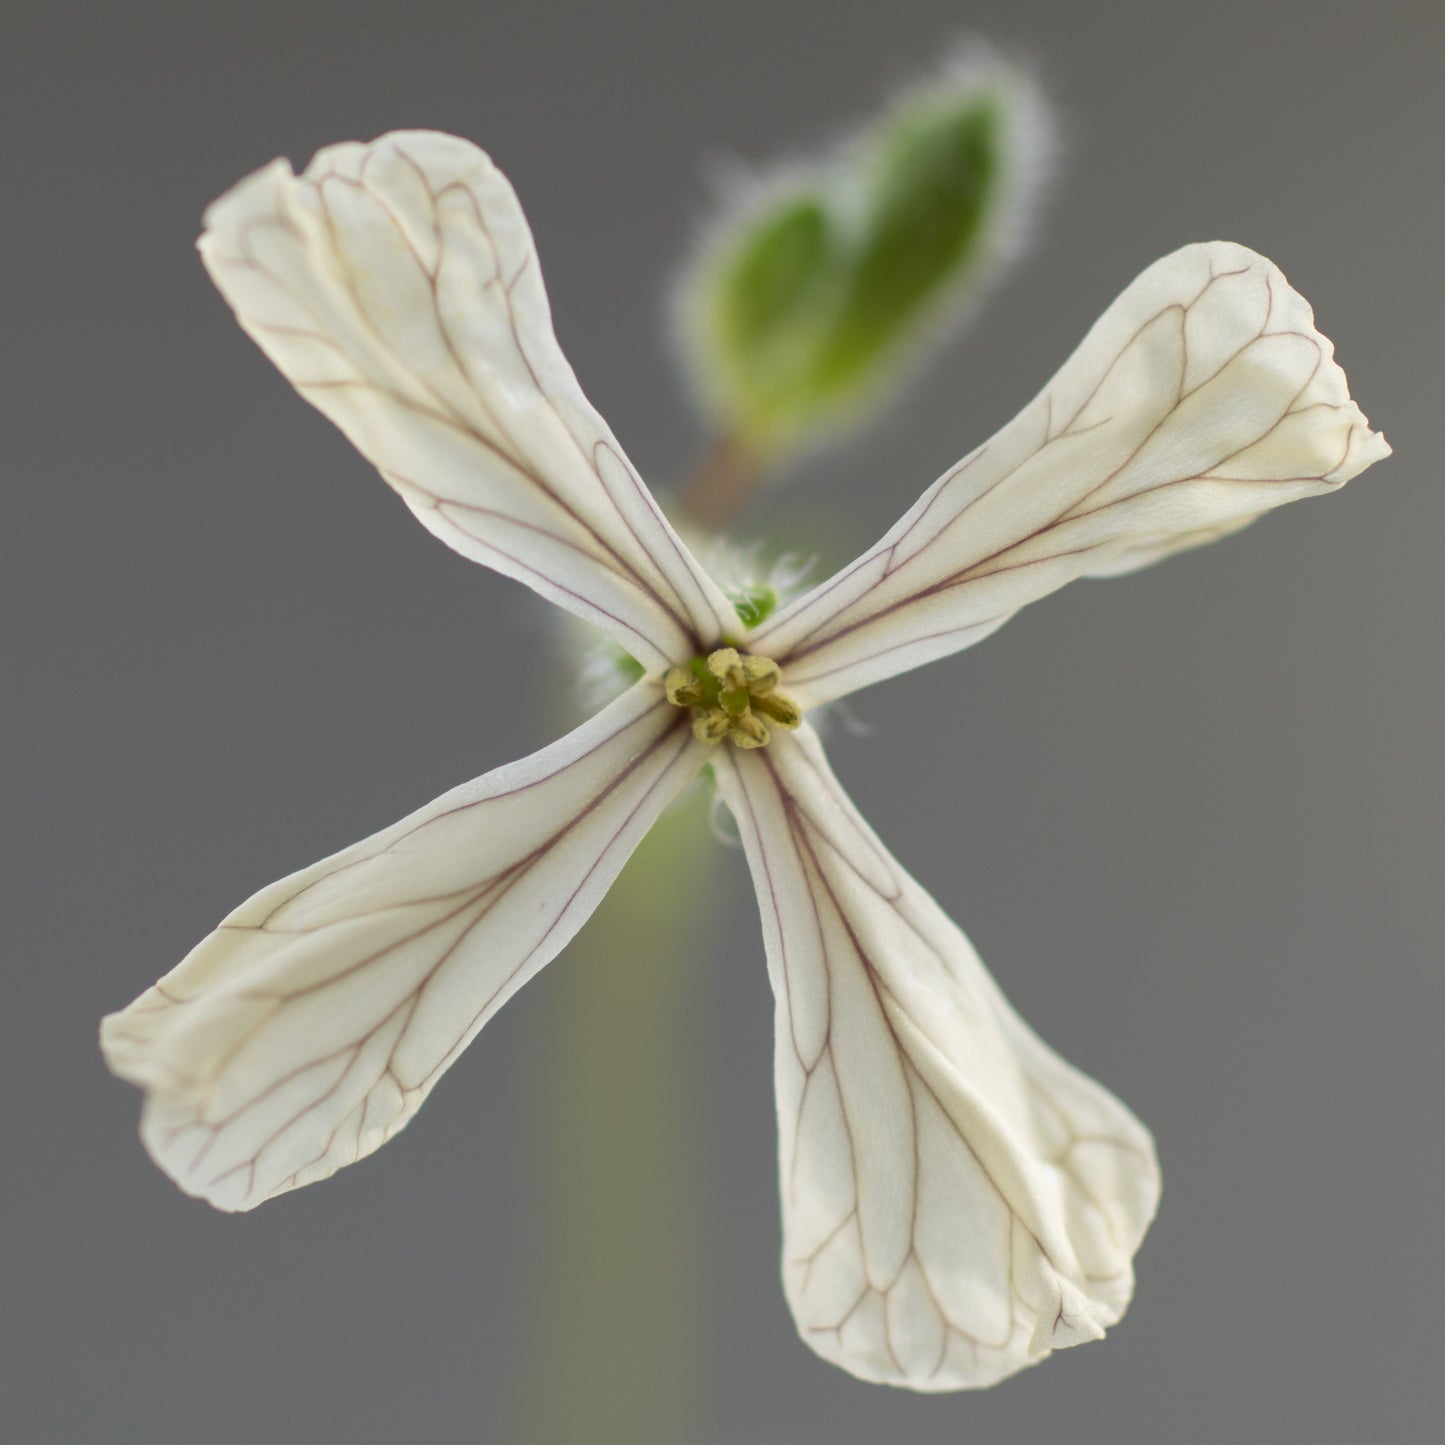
xmin=101 ymin=132 xmax=1389 ymax=1390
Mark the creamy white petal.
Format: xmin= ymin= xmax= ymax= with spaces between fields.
xmin=752 ymin=241 xmax=1390 ymax=704
xmin=199 ymin=130 xmax=740 ymax=671
xmin=714 ymin=728 xmax=1159 ymax=1390
xmin=101 ymin=683 xmax=704 ymax=1211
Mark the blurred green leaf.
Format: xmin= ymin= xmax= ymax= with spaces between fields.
xmin=822 ymin=100 xmax=999 ymax=387
xmin=679 ymin=53 xmax=1049 ymax=459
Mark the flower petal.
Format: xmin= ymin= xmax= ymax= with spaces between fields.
xmin=101 ymin=683 xmax=704 ymax=1211
xmin=199 ymin=131 xmax=740 ymax=670
xmin=713 ymin=727 xmax=1159 ymax=1390
xmin=752 ymin=241 xmax=1390 ymax=704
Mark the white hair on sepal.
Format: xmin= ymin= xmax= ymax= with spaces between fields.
xmin=811 ymin=695 xmax=873 ymax=743
xmin=761 ymin=548 xmax=815 ymax=607
xmin=684 ymin=531 xmax=817 ymax=627
xmin=550 ymin=609 xmax=649 ymax=716
xmin=706 ymin=775 xmax=743 ymax=849
xmin=666 ymin=36 xmax=1060 ymax=466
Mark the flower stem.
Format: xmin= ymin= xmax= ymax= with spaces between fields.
xmin=508 ymin=784 xmax=716 ymax=1445
xmin=672 ymin=432 xmax=764 ymax=531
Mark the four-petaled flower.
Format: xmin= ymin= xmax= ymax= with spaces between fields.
xmin=101 ymin=132 xmax=1389 ymax=1390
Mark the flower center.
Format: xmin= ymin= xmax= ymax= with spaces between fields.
xmin=664 ymin=648 xmax=802 ymax=750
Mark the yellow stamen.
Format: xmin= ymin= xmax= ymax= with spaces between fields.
xmin=691 ymin=710 xmax=733 ymax=745
xmin=664 ymin=647 xmax=803 ymax=750
xmin=664 ymin=666 xmax=704 ymax=708
xmin=753 ymin=691 xmax=801 ymax=729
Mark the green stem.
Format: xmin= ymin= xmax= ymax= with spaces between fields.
xmin=508 ymin=784 xmax=717 ymax=1445
xmin=672 ymin=431 xmax=765 ymax=532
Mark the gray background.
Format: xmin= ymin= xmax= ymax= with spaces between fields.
xmin=5 ymin=0 xmax=1440 ymax=1441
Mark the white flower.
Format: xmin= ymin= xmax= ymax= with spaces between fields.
xmin=101 ymin=132 xmax=1389 ymax=1391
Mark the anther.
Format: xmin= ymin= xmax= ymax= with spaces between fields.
xmin=692 ymin=710 xmax=733 ymax=745
xmin=753 ymin=691 xmax=801 ymax=729
xmin=740 ymin=656 xmax=781 ymax=693
xmin=730 ymin=713 xmax=770 ymax=749
xmin=706 ymin=648 xmax=748 ymax=691
xmin=664 ymin=666 xmax=704 ymax=708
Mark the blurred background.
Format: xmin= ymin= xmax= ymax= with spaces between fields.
xmin=4 ymin=1 xmax=1439 ymax=1441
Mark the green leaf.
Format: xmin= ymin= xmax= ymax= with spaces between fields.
xmin=817 ymin=99 xmax=1000 ymax=390
xmin=713 ymin=196 xmax=831 ymax=389
xmin=678 ymin=51 xmax=1050 ymax=458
